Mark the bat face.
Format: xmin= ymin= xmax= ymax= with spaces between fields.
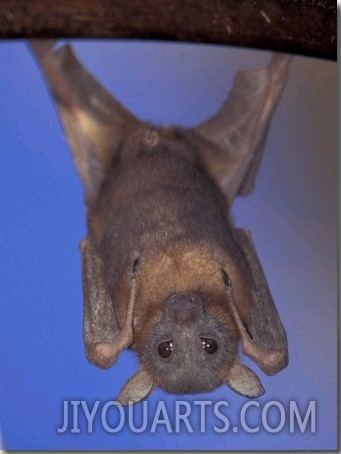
xmin=30 ymin=41 xmax=291 ymax=405
xmin=135 ymin=292 xmax=238 ymax=395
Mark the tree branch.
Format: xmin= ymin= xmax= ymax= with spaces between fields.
xmin=0 ymin=0 xmax=336 ymax=60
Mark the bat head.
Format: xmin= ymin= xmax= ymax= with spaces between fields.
xmin=116 ymin=286 xmax=266 ymax=406
xmin=137 ymin=292 xmax=237 ymax=394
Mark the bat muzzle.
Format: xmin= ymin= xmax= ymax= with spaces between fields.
xmin=166 ymin=293 xmax=199 ymax=322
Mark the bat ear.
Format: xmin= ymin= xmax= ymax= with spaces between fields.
xmin=223 ymin=228 xmax=288 ymax=376
xmin=224 ymin=361 xmax=264 ymax=398
xmin=115 ymin=368 xmax=155 ymax=406
xmin=193 ymin=54 xmax=291 ymax=205
xmin=29 ymin=40 xmax=140 ymax=206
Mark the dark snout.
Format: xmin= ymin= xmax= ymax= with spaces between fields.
xmin=166 ymin=293 xmax=200 ymax=322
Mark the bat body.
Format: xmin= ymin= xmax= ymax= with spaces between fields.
xmin=30 ymin=41 xmax=291 ymax=405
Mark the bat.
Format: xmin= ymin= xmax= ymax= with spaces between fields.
xmin=30 ymin=40 xmax=291 ymax=405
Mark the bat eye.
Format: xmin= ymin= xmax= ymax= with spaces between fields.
xmin=201 ymin=337 xmax=218 ymax=354
xmin=158 ymin=340 xmax=174 ymax=358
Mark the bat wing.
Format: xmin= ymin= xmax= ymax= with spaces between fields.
xmin=193 ymin=54 xmax=291 ymax=374
xmin=29 ymin=40 xmax=140 ymax=206
xmin=81 ymin=237 xmax=138 ymax=369
xmin=194 ymin=54 xmax=292 ymax=206
xmin=224 ymin=228 xmax=288 ymax=376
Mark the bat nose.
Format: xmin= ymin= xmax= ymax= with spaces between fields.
xmin=168 ymin=293 xmax=198 ymax=321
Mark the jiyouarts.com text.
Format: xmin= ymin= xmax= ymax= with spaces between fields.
xmin=57 ymin=399 xmax=316 ymax=434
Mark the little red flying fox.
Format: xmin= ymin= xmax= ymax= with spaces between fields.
xmin=30 ymin=41 xmax=291 ymax=405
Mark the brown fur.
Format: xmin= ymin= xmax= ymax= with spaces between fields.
xmin=30 ymin=41 xmax=291 ymax=403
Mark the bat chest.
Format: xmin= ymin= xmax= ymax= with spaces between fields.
xmin=91 ymin=148 xmax=230 ymax=255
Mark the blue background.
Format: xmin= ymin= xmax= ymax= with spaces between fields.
xmin=0 ymin=40 xmax=337 ymax=450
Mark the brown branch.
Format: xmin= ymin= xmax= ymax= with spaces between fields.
xmin=0 ymin=0 xmax=336 ymax=60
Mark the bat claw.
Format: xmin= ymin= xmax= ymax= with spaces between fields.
xmin=132 ymin=258 xmax=139 ymax=278
xmin=86 ymin=342 xmax=120 ymax=369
